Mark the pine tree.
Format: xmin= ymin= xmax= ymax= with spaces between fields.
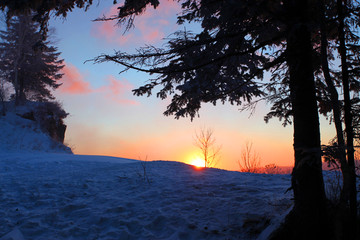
xmin=0 ymin=14 xmax=64 ymax=104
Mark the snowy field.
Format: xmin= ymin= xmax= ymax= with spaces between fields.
xmin=0 ymin=153 xmax=293 ymax=240
xmin=0 ymin=104 xmax=293 ymax=239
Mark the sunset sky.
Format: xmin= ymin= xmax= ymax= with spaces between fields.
xmin=49 ymin=0 xmax=335 ymax=171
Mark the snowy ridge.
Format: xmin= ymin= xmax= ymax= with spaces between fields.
xmin=0 ymin=153 xmax=292 ymax=240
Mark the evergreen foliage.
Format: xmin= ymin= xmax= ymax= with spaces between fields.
xmin=94 ymin=0 xmax=287 ymax=120
xmin=0 ymin=14 xmax=64 ymax=104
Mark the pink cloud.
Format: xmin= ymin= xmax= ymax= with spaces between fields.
xmin=98 ymin=76 xmax=138 ymax=105
xmin=156 ymin=19 xmax=170 ymax=26
xmin=98 ymin=20 xmax=116 ymax=37
xmin=91 ymin=0 xmax=181 ymax=46
xmin=91 ymin=5 xmax=118 ymax=42
xmin=59 ymin=63 xmax=92 ymax=94
xmin=138 ymin=26 xmax=165 ymax=42
xmin=146 ymin=30 xmax=164 ymax=42
xmin=59 ymin=63 xmax=138 ymax=105
xmin=158 ymin=0 xmax=180 ymax=14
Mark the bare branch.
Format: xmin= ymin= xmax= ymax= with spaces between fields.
xmin=238 ymin=141 xmax=261 ymax=173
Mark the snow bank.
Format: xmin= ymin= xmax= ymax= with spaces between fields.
xmin=0 ymin=153 xmax=292 ymax=239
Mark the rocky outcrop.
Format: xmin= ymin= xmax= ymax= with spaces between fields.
xmin=0 ymin=100 xmax=72 ymax=154
xmin=18 ymin=101 xmax=69 ymax=144
xmin=46 ymin=116 xmax=67 ymax=144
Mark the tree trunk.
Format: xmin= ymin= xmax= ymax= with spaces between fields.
xmin=270 ymin=0 xmax=330 ymax=239
xmin=18 ymin=75 xmax=25 ymax=104
xmin=13 ymin=15 xmax=27 ymax=106
xmin=319 ymin=1 xmax=354 ymax=238
xmin=319 ymin=0 xmax=350 ymax=204
xmin=14 ymin=66 xmax=20 ymax=105
xmin=337 ymin=0 xmax=358 ymax=239
xmin=287 ymin=22 xmax=329 ymax=240
xmin=0 ymin=85 xmax=6 ymax=116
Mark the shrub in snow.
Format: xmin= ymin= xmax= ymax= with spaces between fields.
xmin=33 ymin=101 xmax=68 ymax=143
xmin=136 ymin=157 xmax=152 ymax=184
xmin=264 ymin=164 xmax=280 ymax=174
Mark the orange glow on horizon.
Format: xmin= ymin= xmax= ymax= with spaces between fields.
xmin=65 ymin=122 xmax=297 ymax=172
xmin=190 ymin=157 xmax=206 ymax=168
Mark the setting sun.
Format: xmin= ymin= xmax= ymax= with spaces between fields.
xmin=190 ymin=157 xmax=206 ymax=168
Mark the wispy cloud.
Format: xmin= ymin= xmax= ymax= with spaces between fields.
xmin=91 ymin=0 xmax=181 ymax=46
xmin=59 ymin=62 xmax=92 ymax=94
xmin=59 ymin=62 xmax=138 ymax=105
xmin=99 ymin=75 xmax=138 ymax=105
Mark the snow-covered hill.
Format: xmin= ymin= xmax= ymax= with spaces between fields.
xmin=0 ymin=153 xmax=292 ymax=240
xmin=0 ymin=102 xmax=71 ymax=154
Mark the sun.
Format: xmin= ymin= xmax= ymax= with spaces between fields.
xmin=190 ymin=157 xmax=205 ymax=168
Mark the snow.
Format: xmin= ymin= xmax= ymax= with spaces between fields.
xmin=0 ymin=153 xmax=293 ymax=240
xmin=0 ymin=102 xmax=293 ymax=239
xmin=0 ymin=102 xmax=71 ymax=154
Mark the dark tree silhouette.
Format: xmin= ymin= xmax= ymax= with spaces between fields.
xmin=267 ymin=1 xmax=359 ymax=238
xmin=336 ymin=0 xmax=358 ymax=237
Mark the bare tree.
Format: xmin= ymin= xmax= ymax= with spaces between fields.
xmin=0 ymin=78 xmax=8 ymax=116
xmin=136 ymin=156 xmax=151 ymax=184
xmin=194 ymin=127 xmax=221 ymax=168
xmin=238 ymin=141 xmax=261 ymax=173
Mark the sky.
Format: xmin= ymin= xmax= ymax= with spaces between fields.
xmin=49 ymin=0 xmax=336 ymax=171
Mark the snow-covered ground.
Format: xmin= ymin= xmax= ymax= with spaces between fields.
xmin=0 ymin=102 xmax=293 ymax=239
xmin=0 ymin=153 xmax=292 ymax=240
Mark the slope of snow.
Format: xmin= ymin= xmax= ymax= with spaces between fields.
xmin=0 ymin=102 xmax=71 ymax=154
xmin=0 ymin=153 xmax=292 ymax=240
